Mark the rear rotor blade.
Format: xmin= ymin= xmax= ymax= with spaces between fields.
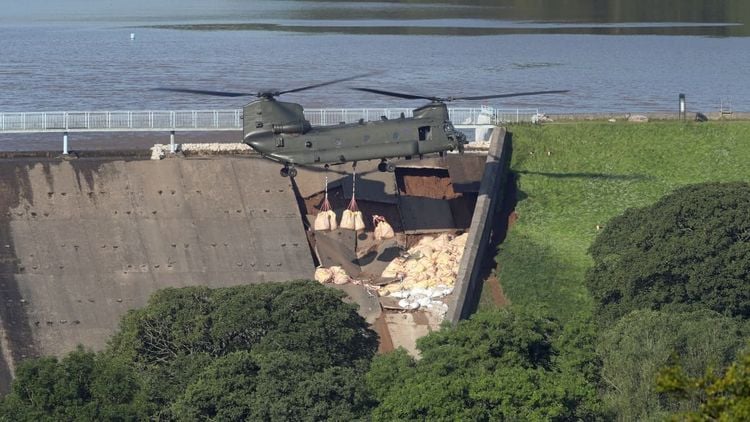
xmin=351 ymin=87 xmax=435 ymax=101
xmin=279 ymin=72 xmax=381 ymax=95
xmin=452 ymin=90 xmax=569 ymax=101
xmin=152 ymin=88 xmax=253 ymax=97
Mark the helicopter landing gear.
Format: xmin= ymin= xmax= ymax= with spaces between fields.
xmin=280 ymin=165 xmax=297 ymax=178
xmin=377 ymin=159 xmax=396 ymax=173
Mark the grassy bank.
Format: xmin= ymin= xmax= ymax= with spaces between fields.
xmin=482 ymin=121 xmax=750 ymax=321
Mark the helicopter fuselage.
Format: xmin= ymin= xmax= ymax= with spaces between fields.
xmin=242 ymin=98 xmax=465 ymax=167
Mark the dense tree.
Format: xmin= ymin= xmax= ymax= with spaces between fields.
xmin=367 ymin=309 xmax=604 ymax=420
xmin=597 ymin=309 xmax=748 ymax=421
xmin=0 ymin=349 xmax=148 ymax=421
xmin=2 ymin=281 xmax=378 ymax=421
xmin=658 ymin=342 xmax=750 ymax=421
xmin=586 ymin=182 xmax=750 ymax=325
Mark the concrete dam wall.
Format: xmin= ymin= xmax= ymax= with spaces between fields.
xmin=0 ymin=155 xmax=314 ymax=392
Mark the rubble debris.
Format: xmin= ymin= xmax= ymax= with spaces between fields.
xmin=377 ymin=233 xmax=468 ymax=319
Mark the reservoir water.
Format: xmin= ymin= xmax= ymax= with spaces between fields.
xmin=2 ymin=0 xmax=749 ymax=114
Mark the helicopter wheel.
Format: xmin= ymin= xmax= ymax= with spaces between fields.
xmin=280 ymin=167 xmax=289 ymax=177
xmin=386 ymin=162 xmax=396 ymax=173
xmin=378 ymin=161 xmax=387 ymax=172
xmin=288 ymin=167 xmax=298 ymax=178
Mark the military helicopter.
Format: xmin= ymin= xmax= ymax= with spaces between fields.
xmin=155 ymin=76 xmax=567 ymax=177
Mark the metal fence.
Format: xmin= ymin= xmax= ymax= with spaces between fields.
xmin=0 ymin=107 xmax=539 ymax=133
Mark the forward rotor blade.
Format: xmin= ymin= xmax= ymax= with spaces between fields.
xmin=351 ymin=87 xmax=434 ymax=101
xmin=279 ymin=72 xmax=381 ymax=95
xmin=151 ymin=88 xmax=253 ymax=97
xmin=453 ymin=90 xmax=569 ymax=101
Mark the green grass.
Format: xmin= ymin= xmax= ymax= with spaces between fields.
xmin=482 ymin=121 xmax=750 ymax=322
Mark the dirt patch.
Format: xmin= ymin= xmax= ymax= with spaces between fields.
xmin=373 ymin=312 xmax=395 ymax=354
xmin=396 ymin=168 xmax=460 ymax=199
xmin=486 ymin=271 xmax=511 ymax=307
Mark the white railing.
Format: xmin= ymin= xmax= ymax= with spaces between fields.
xmin=0 ymin=107 xmax=538 ymax=154
xmin=0 ymin=107 xmax=539 ymax=133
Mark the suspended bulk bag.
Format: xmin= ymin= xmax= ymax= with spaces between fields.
xmin=340 ymin=209 xmax=356 ymax=230
xmin=326 ymin=210 xmax=338 ymax=230
xmin=315 ymin=174 xmax=336 ymax=231
xmin=353 ymin=211 xmax=366 ymax=231
xmin=314 ymin=212 xmax=331 ymax=231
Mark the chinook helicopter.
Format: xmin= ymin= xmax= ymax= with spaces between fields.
xmin=155 ymin=76 xmax=567 ymax=177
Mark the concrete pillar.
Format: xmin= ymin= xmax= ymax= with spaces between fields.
xmin=63 ymin=132 xmax=69 ymax=155
xmin=170 ymin=130 xmax=175 ymax=154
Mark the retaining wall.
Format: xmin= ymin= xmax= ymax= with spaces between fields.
xmin=446 ymin=127 xmax=511 ymax=323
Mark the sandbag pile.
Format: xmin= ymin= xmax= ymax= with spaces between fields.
xmin=378 ymin=233 xmax=468 ymax=316
xmin=314 ymin=266 xmax=350 ymax=285
xmin=150 ymin=143 xmax=251 ymax=160
xmin=373 ymin=215 xmax=395 ymax=240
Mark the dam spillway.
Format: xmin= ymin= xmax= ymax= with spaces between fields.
xmin=0 ymin=155 xmax=314 ymax=392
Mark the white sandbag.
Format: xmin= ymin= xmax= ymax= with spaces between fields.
xmin=374 ymin=224 xmax=384 ymax=240
xmin=378 ymin=221 xmax=395 ymax=239
xmin=314 ymin=267 xmax=333 ymax=284
xmin=326 ymin=210 xmax=338 ymax=230
xmin=314 ymin=212 xmax=331 ymax=231
xmin=333 ymin=272 xmax=350 ymax=285
xmin=353 ymin=211 xmax=366 ymax=231
xmin=330 ymin=266 xmax=350 ymax=285
xmin=340 ymin=209 xmax=355 ymax=230
xmin=398 ymin=298 xmax=420 ymax=310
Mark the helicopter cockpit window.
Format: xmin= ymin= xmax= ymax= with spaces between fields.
xmin=418 ymin=126 xmax=431 ymax=141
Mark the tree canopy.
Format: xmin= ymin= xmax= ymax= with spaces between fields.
xmin=1 ymin=281 xmax=378 ymax=421
xmin=597 ymin=309 xmax=748 ymax=421
xmin=658 ymin=342 xmax=750 ymax=421
xmin=367 ymin=309 xmax=604 ymax=421
xmin=586 ymin=182 xmax=750 ymax=325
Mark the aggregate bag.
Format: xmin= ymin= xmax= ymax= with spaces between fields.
xmin=314 ymin=212 xmax=331 ymax=231
xmin=340 ymin=209 xmax=355 ymax=230
xmin=375 ymin=220 xmax=395 ymax=240
xmin=314 ymin=267 xmax=333 ymax=284
xmin=331 ymin=266 xmax=350 ymax=285
xmin=353 ymin=211 xmax=366 ymax=231
xmin=326 ymin=210 xmax=338 ymax=231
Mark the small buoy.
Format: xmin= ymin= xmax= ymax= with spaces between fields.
xmin=130 ymin=33 xmax=135 ymax=41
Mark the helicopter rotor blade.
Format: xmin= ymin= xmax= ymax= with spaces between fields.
xmin=451 ymin=90 xmax=569 ymax=101
xmin=351 ymin=87 xmax=435 ymax=101
xmin=278 ymin=72 xmax=381 ymax=95
xmin=151 ymin=87 xmax=253 ymax=97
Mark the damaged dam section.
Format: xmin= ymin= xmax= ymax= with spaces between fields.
xmin=0 ymin=155 xmax=314 ymax=392
xmin=0 ymin=128 xmax=511 ymax=389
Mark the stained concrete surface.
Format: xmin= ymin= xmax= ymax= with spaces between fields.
xmin=0 ymin=155 xmax=313 ymax=392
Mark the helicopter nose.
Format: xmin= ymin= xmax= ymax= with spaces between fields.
xmin=246 ymin=140 xmax=262 ymax=151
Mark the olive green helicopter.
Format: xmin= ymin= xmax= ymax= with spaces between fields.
xmin=155 ymin=75 xmax=566 ymax=177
